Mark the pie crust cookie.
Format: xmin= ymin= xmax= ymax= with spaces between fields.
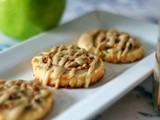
xmin=31 ymin=45 xmax=105 ymax=88
xmin=77 ymin=29 xmax=145 ymax=63
xmin=0 ymin=80 xmax=53 ymax=120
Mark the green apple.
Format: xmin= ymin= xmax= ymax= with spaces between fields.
xmin=0 ymin=0 xmax=66 ymax=41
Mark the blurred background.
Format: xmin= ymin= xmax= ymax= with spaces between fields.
xmin=0 ymin=0 xmax=160 ymax=51
xmin=62 ymin=0 xmax=160 ymax=24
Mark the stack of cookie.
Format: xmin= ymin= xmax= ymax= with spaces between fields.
xmin=0 ymin=29 xmax=145 ymax=120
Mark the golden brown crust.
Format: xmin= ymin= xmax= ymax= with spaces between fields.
xmin=32 ymin=45 xmax=105 ymax=88
xmin=77 ymin=29 xmax=145 ymax=63
xmin=18 ymin=94 xmax=53 ymax=120
xmin=0 ymin=80 xmax=53 ymax=120
xmin=35 ymin=59 xmax=105 ymax=88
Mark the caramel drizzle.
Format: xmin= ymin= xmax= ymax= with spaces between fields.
xmin=91 ymin=30 xmax=137 ymax=58
xmin=0 ymin=80 xmax=50 ymax=119
xmin=33 ymin=45 xmax=98 ymax=88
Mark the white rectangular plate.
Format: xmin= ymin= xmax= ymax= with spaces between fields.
xmin=0 ymin=10 xmax=157 ymax=120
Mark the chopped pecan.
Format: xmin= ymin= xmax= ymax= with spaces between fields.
xmin=42 ymin=57 xmax=48 ymax=63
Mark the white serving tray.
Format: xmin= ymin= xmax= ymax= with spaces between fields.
xmin=0 ymin=10 xmax=157 ymax=120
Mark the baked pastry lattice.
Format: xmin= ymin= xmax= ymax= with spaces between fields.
xmin=32 ymin=45 xmax=105 ymax=88
xmin=0 ymin=80 xmax=53 ymax=120
xmin=77 ymin=29 xmax=145 ymax=63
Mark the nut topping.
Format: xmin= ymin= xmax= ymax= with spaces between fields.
xmin=0 ymin=80 xmax=51 ymax=110
xmin=35 ymin=45 xmax=98 ymax=70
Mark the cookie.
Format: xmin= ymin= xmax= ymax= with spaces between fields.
xmin=31 ymin=45 xmax=105 ymax=88
xmin=0 ymin=80 xmax=53 ymax=120
xmin=77 ymin=29 xmax=145 ymax=63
